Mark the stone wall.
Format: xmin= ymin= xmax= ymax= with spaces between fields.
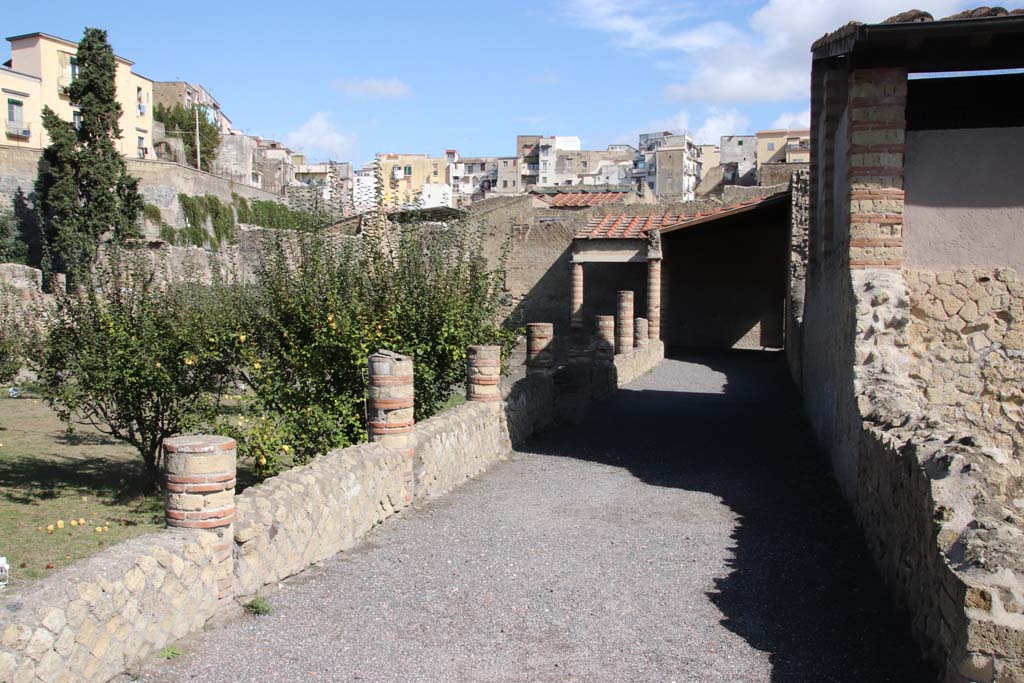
xmin=786 ymin=170 xmax=810 ymax=384
xmin=0 ymin=145 xmax=285 ymax=240
xmin=758 ymin=162 xmax=809 ymax=188
xmin=906 ymin=268 xmax=1024 ymax=460
xmin=232 ymin=442 xmax=407 ymax=597
xmin=799 ymin=61 xmax=1024 ymax=682
xmin=0 ymin=530 xmax=222 ymax=683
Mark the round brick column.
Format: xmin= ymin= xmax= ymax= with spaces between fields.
xmin=466 ymin=345 xmax=502 ymax=402
xmin=635 ymin=318 xmax=649 ymax=349
xmin=595 ymin=315 xmax=615 ymax=361
xmin=368 ymin=350 xmax=415 ymax=503
xmin=647 ymin=258 xmax=662 ymax=340
xmin=571 ymin=262 xmax=584 ymax=331
xmin=616 ymin=291 xmax=634 ymax=354
xmin=367 ymin=350 xmax=415 ymax=449
xmin=526 ymin=323 xmax=554 ymax=375
xmin=162 ymin=435 xmax=237 ymax=610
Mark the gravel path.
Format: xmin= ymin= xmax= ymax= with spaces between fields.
xmin=135 ymin=352 xmax=930 ymax=683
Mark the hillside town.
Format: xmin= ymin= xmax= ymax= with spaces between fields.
xmin=1 ymin=5 xmax=1023 ymax=683
xmin=1 ymin=31 xmax=809 ymax=224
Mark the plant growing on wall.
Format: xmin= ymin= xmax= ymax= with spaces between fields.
xmin=0 ymin=210 xmax=29 ymax=264
xmin=153 ymin=103 xmax=221 ymax=172
xmin=34 ymin=27 xmax=143 ymax=285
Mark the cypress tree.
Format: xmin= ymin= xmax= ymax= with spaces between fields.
xmin=35 ymin=27 xmax=143 ymax=284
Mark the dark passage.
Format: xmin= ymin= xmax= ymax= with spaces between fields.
xmin=138 ymin=352 xmax=930 ymax=683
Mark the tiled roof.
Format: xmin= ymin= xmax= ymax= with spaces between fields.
xmin=812 ymin=6 xmax=1024 ymax=51
xmin=536 ymin=191 xmax=630 ymax=208
xmin=576 ymin=193 xmax=786 ymax=239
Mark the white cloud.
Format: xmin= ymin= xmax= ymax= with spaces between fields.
xmin=771 ymin=109 xmax=811 ymax=129
xmin=638 ymin=108 xmax=751 ymax=145
xmin=283 ymin=112 xmax=354 ymax=161
xmin=567 ymin=0 xmax=743 ymax=52
xmin=332 ymin=77 xmax=411 ymax=99
xmin=528 ymin=69 xmax=560 ymax=85
xmin=569 ymin=0 xmax=967 ymax=104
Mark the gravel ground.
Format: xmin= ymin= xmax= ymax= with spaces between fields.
xmin=134 ymin=352 xmax=931 ymax=683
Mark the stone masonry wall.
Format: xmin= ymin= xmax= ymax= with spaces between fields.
xmin=0 ymin=530 xmax=221 ymax=683
xmin=232 ymin=442 xmax=408 ymax=597
xmin=799 ymin=62 xmax=1024 ymax=682
xmin=907 ymin=268 xmax=1024 ymax=460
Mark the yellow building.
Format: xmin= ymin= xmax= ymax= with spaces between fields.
xmin=4 ymin=32 xmax=153 ymax=158
xmin=376 ymin=153 xmax=451 ymax=208
xmin=756 ymin=129 xmax=810 ymax=171
xmin=1 ymin=65 xmax=42 ymax=148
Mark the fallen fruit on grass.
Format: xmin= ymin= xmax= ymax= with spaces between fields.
xmin=95 ymin=526 xmax=103 ymax=533
xmin=56 ymin=520 xmax=65 ymax=529
xmin=103 ymin=526 xmax=109 ymax=532
xmin=46 ymin=524 xmax=54 ymax=533
xmin=70 ymin=520 xmax=78 ymax=527
xmin=81 ymin=496 xmax=88 ymax=502
xmin=78 ymin=518 xmax=86 ymax=525
xmin=45 ymin=563 xmax=54 ymax=569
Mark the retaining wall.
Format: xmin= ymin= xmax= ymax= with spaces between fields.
xmin=0 ymin=335 xmax=665 ymax=682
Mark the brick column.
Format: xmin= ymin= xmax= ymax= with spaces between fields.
xmin=647 ymin=258 xmax=662 ymax=340
xmin=635 ymin=317 xmax=649 ymax=349
xmin=466 ymin=345 xmax=502 ymax=402
xmin=526 ymin=323 xmax=554 ymax=375
xmin=162 ymin=435 xmax=237 ymax=610
xmin=570 ymin=262 xmax=584 ymax=331
xmin=368 ymin=350 xmax=415 ymax=501
xmin=615 ymin=291 xmax=634 ymax=354
xmin=595 ymin=315 xmax=615 ymax=361
xmin=847 ymin=67 xmax=907 ymax=270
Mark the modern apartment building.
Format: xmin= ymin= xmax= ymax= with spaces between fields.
xmin=634 ymin=131 xmax=701 ymax=199
xmin=3 ymin=32 xmax=153 ymax=159
xmin=377 ymin=152 xmax=452 ymax=209
xmin=755 ymin=129 xmax=811 ymax=172
xmin=719 ymin=135 xmax=757 ymax=185
xmin=153 ymin=81 xmax=232 ymax=133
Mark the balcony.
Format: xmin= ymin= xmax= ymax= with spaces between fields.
xmin=5 ymin=121 xmax=30 ymax=139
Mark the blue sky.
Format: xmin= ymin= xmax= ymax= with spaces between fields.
xmin=9 ymin=0 xmax=1018 ymax=166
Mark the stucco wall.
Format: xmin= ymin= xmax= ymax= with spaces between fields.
xmin=904 ymin=128 xmax=1024 ymax=273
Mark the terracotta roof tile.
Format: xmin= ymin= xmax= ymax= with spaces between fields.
xmin=575 ymin=193 xmax=785 ymax=239
xmin=535 ymin=191 xmax=630 ymax=208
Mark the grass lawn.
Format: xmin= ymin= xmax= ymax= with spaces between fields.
xmin=0 ymin=390 xmax=163 ymax=588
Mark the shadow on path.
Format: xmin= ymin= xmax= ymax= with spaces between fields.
xmin=527 ymin=350 xmax=934 ymax=683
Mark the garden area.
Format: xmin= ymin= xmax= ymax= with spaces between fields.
xmin=0 ymin=26 xmax=516 ymax=588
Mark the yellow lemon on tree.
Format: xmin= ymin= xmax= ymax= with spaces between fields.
xmin=239 ymin=334 xmax=247 ymax=343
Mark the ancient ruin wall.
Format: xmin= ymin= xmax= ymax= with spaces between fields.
xmin=907 ymin=268 xmax=1024 ymax=460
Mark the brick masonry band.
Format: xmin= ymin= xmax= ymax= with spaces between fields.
xmin=616 ymin=291 xmax=634 ymax=355
xmin=526 ymin=322 xmax=554 ymax=374
xmin=467 ymin=345 xmax=502 ymax=402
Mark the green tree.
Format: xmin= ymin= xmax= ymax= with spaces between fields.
xmin=0 ymin=210 xmax=29 ymax=264
xmin=38 ymin=252 xmax=240 ymax=489
xmin=153 ymin=102 xmax=221 ymax=172
xmin=35 ymin=27 xmax=143 ymax=284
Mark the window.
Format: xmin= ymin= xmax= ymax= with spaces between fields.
xmin=767 ymin=142 xmax=775 ymax=151
xmin=737 ymin=140 xmax=743 ymax=146
xmin=502 ymin=180 xmax=508 ymax=188
xmin=512 ymin=180 xmax=516 ymax=187
xmin=7 ymin=98 xmax=23 ymax=126
xmin=581 ymin=160 xmax=588 ymax=169
xmin=466 ymin=163 xmax=474 ymax=173
xmin=565 ymin=159 xmax=573 ymax=171
xmin=70 ymin=57 xmax=79 ymax=80
xmin=502 ymin=160 xmax=509 ymax=168
xmin=541 ymin=176 xmax=547 ymax=184
xmin=72 ymin=110 xmax=82 ymax=130
xmin=403 ymin=165 xmax=412 ymax=176
xmin=432 ymin=163 xmax=438 ymax=177
xmin=541 ymin=161 xmax=548 ymax=171
xmin=137 ymin=136 xmax=146 ymax=158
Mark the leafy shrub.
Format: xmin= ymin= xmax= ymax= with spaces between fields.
xmin=232 ymin=194 xmax=329 ymax=232
xmin=0 ymin=288 xmax=29 ymax=384
xmin=37 ymin=251 xmax=240 ymax=488
xmin=0 ymin=210 xmax=29 ymax=264
xmin=245 ymin=596 xmax=271 ymax=616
